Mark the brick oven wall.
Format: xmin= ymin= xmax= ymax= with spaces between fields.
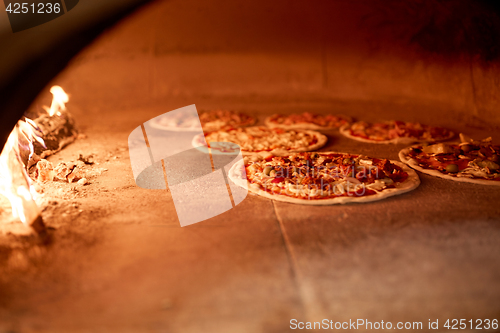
xmin=53 ymin=0 xmax=500 ymax=129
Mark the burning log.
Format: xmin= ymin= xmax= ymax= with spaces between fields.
xmin=24 ymin=86 xmax=78 ymax=169
xmin=0 ymin=86 xmax=76 ymax=234
xmin=32 ymin=111 xmax=77 ymax=159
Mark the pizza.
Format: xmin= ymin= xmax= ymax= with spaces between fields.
xmin=150 ymin=109 xmax=255 ymax=132
xmin=228 ymin=151 xmax=420 ymax=205
xmin=199 ymin=109 xmax=255 ymax=131
xmin=265 ymin=112 xmax=351 ymax=130
xmin=340 ymin=120 xmax=454 ymax=144
xmin=192 ymin=126 xmax=327 ymax=157
xmin=399 ymin=134 xmax=500 ymax=185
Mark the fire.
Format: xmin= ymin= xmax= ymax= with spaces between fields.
xmin=0 ymin=85 xmax=67 ymax=230
xmin=43 ymin=85 xmax=69 ymax=117
xmin=18 ymin=118 xmax=45 ymax=161
xmin=0 ymin=120 xmax=44 ymax=225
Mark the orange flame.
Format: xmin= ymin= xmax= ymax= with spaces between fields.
xmin=18 ymin=118 xmax=46 ymax=161
xmin=0 ymin=120 xmax=43 ymax=225
xmin=1 ymin=85 xmax=68 ymax=228
xmin=43 ymin=85 xmax=69 ymax=116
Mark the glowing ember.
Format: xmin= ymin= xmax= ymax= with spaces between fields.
xmin=43 ymin=85 xmax=69 ymax=117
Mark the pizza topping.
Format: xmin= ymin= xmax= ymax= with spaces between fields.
xmin=475 ymin=159 xmax=500 ymax=170
xmin=345 ymin=120 xmax=453 ymax=142
xmin=445 ymin=164 xmax=459 ymax=173
xmin=404 ymin=134 xmax=500 ymax=180
xmin=202 ymin=126 xmax=323 ymax=153
xmin=267 ymin=112 xmax=350 ymax=128
xmin=199 ymin=109 xmax=255 ymax=129
xmin=263 ymin=166 xmax=273 ymax=176
xmin=243 ymin=152 xmax=409 ymax=200
xmin=422 ymin=143 xmax=454 ymax=154
xmin=152 ymin=109 xmax=255 ymax=131
xmin=366 ymin=178 xmax=394 ymax=191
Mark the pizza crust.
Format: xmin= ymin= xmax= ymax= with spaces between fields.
xmin=399 ymin=146 xmax=500 ymax=186
xmin=340 ymin=124 xmax=455 ymax=145
xmin=227 ymin=153 xmax=421 ymax=205
xmin=264 ymin=115 xmax=352 ymax=130
xmin=192 ymin=128 xmax=328 ymax=156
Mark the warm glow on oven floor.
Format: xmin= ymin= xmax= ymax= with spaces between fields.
xmin=0 ymin=0 xmax=499 ymax=332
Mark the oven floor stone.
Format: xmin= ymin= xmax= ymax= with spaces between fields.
xmin=0 ymin=99 xmax=498 ymax=333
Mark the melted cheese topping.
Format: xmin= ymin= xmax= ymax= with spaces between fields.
xmin=199 ymin=110 xmax=254 ymax=128
xmin=244 ymin=152 xmax=408 ymax=199
xmin=407 ymin=142 xmax=500 ymax=180
xmin=269 ymin=112 xmax=349 ymax=128
xmin=205 ymin=127 xmax=317 ymax=152
xmin=349 ymin=120 xmax=452 ymax=142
